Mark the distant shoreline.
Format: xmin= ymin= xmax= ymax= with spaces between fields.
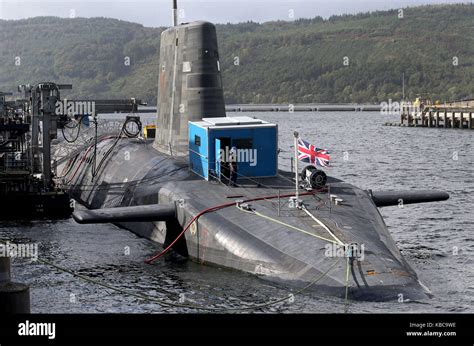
xmin=138 ymin=104 xmax=382 ymax=113
xmin=225 ymin=104 xmax=382 ymax=112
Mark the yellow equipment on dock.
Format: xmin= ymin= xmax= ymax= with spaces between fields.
xmin=144 ymin=125 xmax=156 ymax=139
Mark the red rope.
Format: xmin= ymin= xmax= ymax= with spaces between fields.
xmin=66 ymin=136 xmax=116 ymax=183
xmin=145 ymin=190 xmax=324 ymax=264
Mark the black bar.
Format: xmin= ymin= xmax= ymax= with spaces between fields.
xmin=0 ymin=314 xmax=471 ymax=345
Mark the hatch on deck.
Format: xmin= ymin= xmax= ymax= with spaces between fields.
xmin=188 ymin=116 xmax=278 ymax=181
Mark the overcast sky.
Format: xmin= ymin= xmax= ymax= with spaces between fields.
xmin=0 ymin=0 xmax=468 ymax=27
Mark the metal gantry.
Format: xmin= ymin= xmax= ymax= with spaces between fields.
xmin=1 ymin=82 xmax=144 ymax=219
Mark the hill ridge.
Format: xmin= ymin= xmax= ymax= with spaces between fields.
xmin=1 ymin=4 xmax=473 ymax=104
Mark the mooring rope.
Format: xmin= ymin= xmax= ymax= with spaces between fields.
xmin=300 ymin=204 xmax=345 ymax=246
xmin=236 ymin=205 xmax=340 ymax=245
xmin=0 ymin=239 xmax=345 ymax=312
xmin=235 ymin=203 xmax=353 ymax=311
xmin=344 ymin=253 xmax=351 ymax=313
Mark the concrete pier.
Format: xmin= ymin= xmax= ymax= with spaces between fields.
xmin=225 ymin=103 xmax=382 ymax=112
xmin=138 ymin=103 xmax=383 ymax=115
xmin=389 ymin=106 xmax=474 ymax=130
xmin=0 ymin=257 xmax=30 ymax=313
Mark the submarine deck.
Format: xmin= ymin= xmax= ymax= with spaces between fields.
xmin=62 ymin=139 xmax=431 ymax=301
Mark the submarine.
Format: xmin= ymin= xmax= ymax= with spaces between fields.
xmin=59 ymin=2 xmax=450 ymax=302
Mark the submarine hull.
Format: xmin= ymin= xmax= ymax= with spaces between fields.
xmin=62 ymin=138 xmax=431 ymax=302
xmin=58 ymin=19 xmax=435 ymax=302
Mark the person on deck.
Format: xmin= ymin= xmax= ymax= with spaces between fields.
xmin=229 ymin=146 xmax=238 ymax=187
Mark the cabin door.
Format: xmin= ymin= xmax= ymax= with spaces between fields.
xmin=215 ymin=138 xmax=222 ymax=180
xmin=214 ymin=137 xmax=231 ymax=182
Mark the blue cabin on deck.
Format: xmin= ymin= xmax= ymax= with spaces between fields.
xmin=188 ymin=116 xmax=278 ymax=181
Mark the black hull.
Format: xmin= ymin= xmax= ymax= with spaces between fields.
xmin=59 ymin=138 xmax=432 ymax=302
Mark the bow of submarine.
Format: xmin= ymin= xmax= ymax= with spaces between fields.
xmin=65 ymin=138 xmax=433 ymax=302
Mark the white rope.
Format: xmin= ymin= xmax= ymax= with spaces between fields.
xmin=301 ymin=204 xmax=345 ymax=246
xmin=237 ymin=205 xmax=340 ymax=245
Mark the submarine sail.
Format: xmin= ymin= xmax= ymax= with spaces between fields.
xmin=154 ymin=21 xmax=226 ymax=156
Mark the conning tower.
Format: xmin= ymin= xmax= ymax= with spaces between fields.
xmin=154 ymin=20 xmax=226 ymax=156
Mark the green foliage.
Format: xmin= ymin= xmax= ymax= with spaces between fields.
xmin=1 ymin=4 xmax=473 ymax=104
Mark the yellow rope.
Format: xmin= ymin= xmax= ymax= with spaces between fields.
xmin=0 ymin=239 xmax=343 ymax=312
xmin=344 ymin=250 xmax=351 ymax=313
xmin=35 ymin=258 xmax=203 ymax=310
xmin=237 ymin=206 xmax=340 ymax=245
xmin=236 ymin=205 xmax=353 ymax=312
xmin=301 ymin=205 xmax=345 ymax=246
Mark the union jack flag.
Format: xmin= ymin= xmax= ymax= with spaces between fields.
xmin=297 ymin=138 xmax=330 ymax=167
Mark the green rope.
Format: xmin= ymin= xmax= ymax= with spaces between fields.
xmin=237 ymin=205 xmax=340 ymax=245
xmin=235 ymin=205 xmax=353 ymax=312
xmin=301 ymin=204 xmax=345 ymax=246
xmin=0 ymin=239 xmax=343 ymax=312
xmin=344 ymin=249 xmax=351 ymax=313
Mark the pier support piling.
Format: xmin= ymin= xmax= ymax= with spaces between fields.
xmin=0 ymin=257 xmax=11 ymax=282
xmin=396 ymin=106 xmax=473 ymax=130
xmin=0 ymin=257 xmax=31 ymax=314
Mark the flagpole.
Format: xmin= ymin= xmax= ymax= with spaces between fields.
xmin=293 ymin=131 xmax=299 ymax=207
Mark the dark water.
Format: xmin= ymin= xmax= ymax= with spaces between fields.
xmin=1 ymin=111 xmax=472 ymax=313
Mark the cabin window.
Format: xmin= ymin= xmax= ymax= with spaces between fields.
xmin=194 ymin=135 xmax=201 ymax=146
xmin=187 ymin=74 xmax=221 ymax=89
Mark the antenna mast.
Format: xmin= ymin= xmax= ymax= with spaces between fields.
xmin=172 ymin=0 xmax=178 ymax=26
